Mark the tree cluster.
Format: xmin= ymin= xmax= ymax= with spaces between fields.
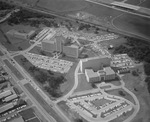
xmin=114 ymin=37 xmax=150 ymax=94
xmin=114 ymin=37 xmax=150 ymax=63
xmin=28 ymin=66 xmax=66 ymax=98
xmin=0 ymin=1 xmax=14 ymax=10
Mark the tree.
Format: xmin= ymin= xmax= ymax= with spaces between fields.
xmin=118 ymin=91 xmax=126 ymax=96
xmin=132 ymin=70 xmax=139 ymax=76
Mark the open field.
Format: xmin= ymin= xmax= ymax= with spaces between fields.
xmin=125 ymin=0 xmax=141 ymax=5
xmin=24 ymin=83 xmax=66 ymax=122
xmin=83 ymin=3 xmax=122 ymax=21
xmin=140 ymin=0 xmax=150 ymax=8
xmin=113 ymin=13 xmax=150 ymax=39
xmin=36 ymin=0 xmax=90 ymax=13
xmin=122 ymin=64 xmax=150 ymax=122
xmin=74 ymin=73 xmax=94 ymax=93
xmin=3 ymin=59 xmax=24 ymax=80
xmin=131 ymin=88 xmax=150 ymax=122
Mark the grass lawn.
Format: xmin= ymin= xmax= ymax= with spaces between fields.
xmin=105 ymin=88 xmax=136 ymax=104
xmin=36 ymin=0 xmax=90 ymax=13
xmin=113 ymin=13 xmax=150 ymax=39
xmin=121 ymin=64 xmax=150 ymax=122
xmin=110 ymin=79 xmax=122 ymax=86
xmin=122 ymin=64 xmax=146 ymax=94
xmin=24 ymin=83 xmax=65 ymax=122
xmin=99 ymin=36 xmax=127 ymax=52
xmin=0 ymin=50 xmax=3 ymax=56
xmin=60 ymin=62 xmax=78 ymax=96
xmin=74 ymin=73 xmax=94 ymax=93
xmin=84 ymin=2 xmax=122 ymax=20
xmin=125 ymin=0 xmax=141 ymax=5
xmin=3 ymin=59 xmax=24 ymax=80
xmin=91 ymin=98 xmax=111 ymax=107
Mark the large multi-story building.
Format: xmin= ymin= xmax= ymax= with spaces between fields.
xmin=81 ymin=56 xmax=116 ymax=82
xmin=41 ymin=34 xmax=81 ymax=58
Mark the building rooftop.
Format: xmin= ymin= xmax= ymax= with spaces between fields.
xmin=104 ymin=67 xmax=115 ymax=75
xmin=85 ymin=69 xmax=99 ymax=78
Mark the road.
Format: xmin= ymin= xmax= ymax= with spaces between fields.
xmin=0 ymin=1 xmax=141 ymax=121
xmin=0 ymin=59 xmax=55 ymax=122
xmin=0 ymin=36 xmax=70 ymax=122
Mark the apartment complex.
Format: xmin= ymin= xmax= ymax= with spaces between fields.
xmin=42 ymin=34 xmax=81 ymax=58
xmin=81 ymin=56 xmax=115 ymax=82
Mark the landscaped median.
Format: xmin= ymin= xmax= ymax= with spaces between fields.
xmin=24 ymin=83 xmax=66 ymax=122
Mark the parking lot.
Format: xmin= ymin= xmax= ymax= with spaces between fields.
xmin=111 ymin=54 xmax=134 ymax=68
xmin=66 ymin=89 xmax=133 ymax=121
xmin=55 ymin=27 xmax=118 ymax=43
xmin=24 ymin=52 xmax=73 ymax=73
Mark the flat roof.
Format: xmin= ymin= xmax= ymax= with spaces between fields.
xmin=104 ymin=67 xmax=115 ymax=75
xmin=111 ymin=2 xmax=140 ymax=10
xmin=0 ymin=90 xmax=11 ymax=99
xmin=85 ymin=69 xmax=99 ymax=78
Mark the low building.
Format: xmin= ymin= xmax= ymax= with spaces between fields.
xmin=3 ymin=94 xmax=18 ymax=102
xmin=0 ymin=90 xmax=12 ymax=99
xmin=117 ymin=68 xmax=130 ymax=74
xmin=0 ymin=102 xmax=14 ymax=114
